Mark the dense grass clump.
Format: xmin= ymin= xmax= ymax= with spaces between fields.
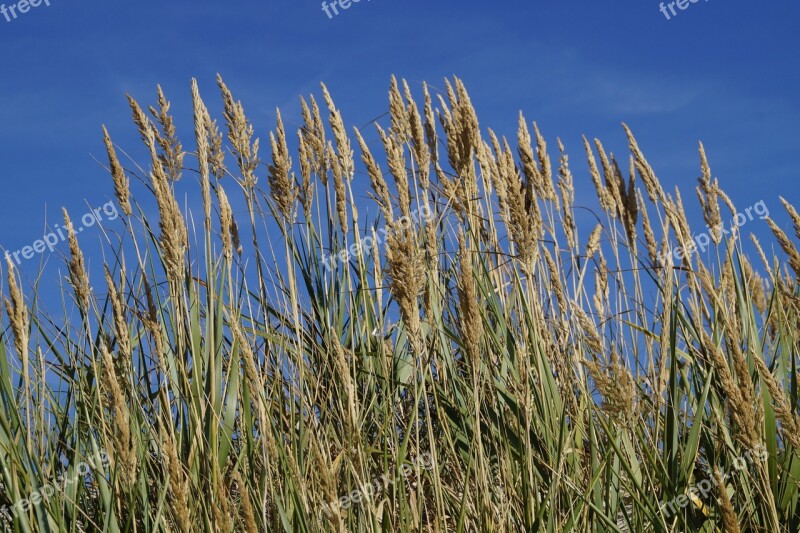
xmin=1 ymin=75 xmax=800 ymax=532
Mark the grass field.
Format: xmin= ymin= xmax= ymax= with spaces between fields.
xmin=1 ymin=75 xmax=799 ymax=532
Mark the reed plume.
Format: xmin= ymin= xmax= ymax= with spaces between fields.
xmin=267 ymin=110 xmax=296 ymax=224
xmin=62 ymin=208 xmax=91 ymax=313
xmin=102 ymin=125 xmax=132 ymax=217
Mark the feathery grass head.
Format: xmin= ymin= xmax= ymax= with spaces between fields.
xmin=104 ymin=265 xmax=130 ymax=366
xmin=4 ymin=257 xmax=28 ymax=360
xmin=217 ymin=185 xmax=238 ymax=261
xmin=355 ymin=126 xmax=394 ymax=223
xmin=62 ymin=208 xmax=91 ymax=312
xmin=102 ymin=125 xmax=132 ymax=217
xmin=386 ymin=227 xmax=424 ymax=351
xmin=377 ymin=123 xmax=411 ymax=220
xmin=148 ymin=85 xmax=185 ymax=182
xmin=321 ymin=82 xmax=355 ymax=182
xmin=457 ymin=229 xmax=482 ymax=364
xmin=267 ymin=109 xmax=296 ymax=224
xmin=99 ymin=339 xmax=137 ymax=489
xmin=218 ymin=74 xmax=260 ymax=187
xmin=714 ymin=468 xmax=741 ymax=533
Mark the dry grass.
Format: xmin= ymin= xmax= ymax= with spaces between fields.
xmin=0 ymin=75 xmax=799 ymax=532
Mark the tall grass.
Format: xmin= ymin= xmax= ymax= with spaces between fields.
xmin=1 ymin=75 xmax=799 ymax=532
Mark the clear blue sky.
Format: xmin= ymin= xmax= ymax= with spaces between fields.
xmin=0 ymin=0 xmax=798 ymax=285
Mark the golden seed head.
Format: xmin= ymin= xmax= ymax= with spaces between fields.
xmin=621 ymin=156 xmax=639 ymax=246
xmin=533 ymin=122 xmax=558 ymax=205
xmin=593 ymin=256 xmax=609 ymax=317
xmin=422 ymin=82 xmax=439 ymax=167
xmin=267 ymin=109 xmax=296 ymax=223
xmin=388 ymin=75 xmax=410 ymax=142
xmin=585 ymin=224 xmax=603 ymax=259
xmin=497 ymin=136 xmax=539 ymax=270
xmin=543 ymin=246 xmax=566 ymax=312
xmin=297 ymin=131 xmax=314 ymax=219
xmin=714 ymin=468 xmax=741 ymax=533
xmin=583 ymin=349 xmax=635 ymax=425
xmin=4 ymin=257 xmax=29 ymax=361
xmin=457 ymin=230 xmax=482 ymax=363
xmin=438 ymin=77 xmax=480 ymax=183
xmin=230 ymin=470 xmax=258 ymax=533
xmin=99 ymin=339 xmax=137 ymax=489
xmin=584 ymin=136 xmax=615 ymax=212
xmin=102 ymin=125 xmax=132 ymax=217
xmin=752 ymin=352 xmax=800 ymax=449
xmin=638 ymin=189 xmax=659 ymax=265
xmin=218 ymin=74 xmax=260 ymax=187
xmin=191 ymin=79 xmax=211 ymax=223
xmin=152 ymin=173 xmax=188 ymax=285
xmin=104 ymin=265 xmax=130 ymax=366
xmin=766 ymin=217 xmax=800 ymax=278
xmin=212 ymin=469 xmax=233 ymax=532
xmin=204 ymin=108 xmax=226 ymax=180
xmin=354 ymin=127 xmax=394 ymax=223
xmin=320 ymin=83 xmax=355 ymax=182
xmin=377 ymin=124 xmax=411 ymax=220
xmin=386 ymin=228 xmax=425 ymax=351
xmin=328 ymin=141 xmax=348 ymax=234
xmin=557 ymin=140 xmax=577 ymax=251
xmin=148 ymin=85 xmax=185 ymax=182
xmin=780 ymin=196 xmax=800 ymax=242
xmin=403 ymin=80 xmax=431 ymax=190
xmin=217 ymin=186 xmax=234 ymax=261
xmin=623 ymin=123 xmax=666 ymax=205
xmin=696 ymin=142 xmax=723 ymax=240
xmin=127 ymin=94 xmax=154 ymax=149
xmin=702 ymin=330 xmax=759 ymax=449
xmin=160 ymin=424 xmax=191 ymax=531
xmin=517 ymin=113 xmax=543 ymax=198
xmin=63 ymin=208 xmax=92 ymax=312
xmin=575 ymin=306 xmax=603 ymax=356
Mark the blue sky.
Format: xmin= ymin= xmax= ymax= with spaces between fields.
xmin=0 ymin=0 xmax=798 ymax=288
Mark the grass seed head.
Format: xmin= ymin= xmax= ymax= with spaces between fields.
xmin=102 ymin=125 xmax=132 ymax=217
xmin=267 ymin=109 xmax=297 ymax=223
xmin=63 ymin=208 xmax=92 ymax=312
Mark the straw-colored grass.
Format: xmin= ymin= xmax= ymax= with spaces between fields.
xmin=1 ymin=75 xmax=800 ymax=532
